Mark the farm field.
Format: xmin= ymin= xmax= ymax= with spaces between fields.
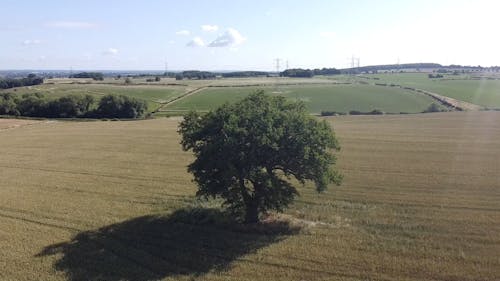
xmin=0 ymin=118 xmax=40 ymax=130
xmin=0 ymin=112 xmax=499 ymax=280
xmin=0 ymin=83 xmax=187 ymax=111
xmin=361 ymin=73 xmax=500 ymax=108
xmin=164 ymin=84 xmax=438 ymax=114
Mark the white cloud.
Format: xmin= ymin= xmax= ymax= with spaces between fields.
xmin=103 ymin=48 xmax=119 ymax=55
xmin=38 ymin=55 xmax=46 ymax=61
xmin=23 ymin=39 xmax=41 ymax=46
xmin=186 ymin=37 xmax=205 ymax=47
xmin=201 ymin=25 xmax=218 ymax=32
xmin=45 ymin=21 xmax=98 ymax=29
xmin=176 ymin=30 xmax=190 ymax=36
xmin=319 ymin=31 xmax=336 ymax=39
xmin=208 ymin=28 xmax=246 ymax=47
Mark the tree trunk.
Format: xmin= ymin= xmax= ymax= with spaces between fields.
xmin=244 ymin=199 xmax=259 ymax=224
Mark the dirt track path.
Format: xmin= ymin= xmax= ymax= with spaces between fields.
xmin=413 ymin=88 xmax=483 ymax=111
xmin=155 ymin=86 xmax=208 ymax=112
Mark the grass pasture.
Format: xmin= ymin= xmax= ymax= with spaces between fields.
xmin=363 ymin=73 xmax=500 ymax=108
xmin=0 ymin=112 xmax=499 ymax=280
xmin=164 ymin=84 xmax=438 ymax=114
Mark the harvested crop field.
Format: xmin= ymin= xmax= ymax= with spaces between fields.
xmin=0 ymin=112 xmax=499 ymax=280
xmin=0 ymin=118 xmax=41 ymax=130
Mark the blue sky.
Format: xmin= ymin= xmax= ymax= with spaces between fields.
xmin=1 ymin=0 xmax=499 ymax=70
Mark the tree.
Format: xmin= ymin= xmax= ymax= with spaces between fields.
xmin=179 ymin=91 xmax=342 ymax=223
xmin=96 ymin=94 xmax=148 ymax=118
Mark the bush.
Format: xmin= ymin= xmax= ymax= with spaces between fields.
xmin=349 ymin=109 xmax=384 ymax=115
xmin=422 ymin=103 xmax=443 ymax=113
xmin=95 ymin=95 xmax=148 ymax=118
xmin=320 ymin=111 xmax=345 ymax=116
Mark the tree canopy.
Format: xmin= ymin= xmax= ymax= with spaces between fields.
xmin=179 ymin=91 xmax=342 ymax=223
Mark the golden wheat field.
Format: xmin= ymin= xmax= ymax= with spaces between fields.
xmin=0 ymin=112 xmax=499 ymax=281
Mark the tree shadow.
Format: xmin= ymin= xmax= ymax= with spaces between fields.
xmin=37 ymin=208 xmax=301 ymax=281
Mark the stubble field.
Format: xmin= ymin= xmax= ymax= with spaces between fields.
xmin=0 ymin=112 xmax=499 ymax=280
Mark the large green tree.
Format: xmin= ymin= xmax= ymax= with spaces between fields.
xmin=179 ymin=91 xmax=342 ymax=223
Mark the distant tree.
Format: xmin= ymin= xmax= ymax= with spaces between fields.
xmin=175 ymin=74 xmax=184 ymax=80
xmin=155 ymin=76 xmax=161 ymax=82
xmin=96 ymin=94 xmax=148 ymax=118
xmin=70 ymin=72 xmax=104 ymax=81
xmin=281 ymin=68 xmax=314 ymax=78
xmin=124 ymin=77 xmax=132 ymax=84
xmin=179 ymin=91 xmax=342 ymax=223
xmin=423 ymin=103 xmax=443 ymax=113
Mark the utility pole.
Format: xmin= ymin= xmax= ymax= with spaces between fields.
xmin=275 ymin=58 xmax=281 ymax=74
xmin=274 ymin=58 xmax=281 ymax=93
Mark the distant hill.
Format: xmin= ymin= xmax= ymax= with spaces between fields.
xmin=340 ymin=63 xmax=442 ymax=73
xmin=340 ymin=63 xmax=500 ymax=74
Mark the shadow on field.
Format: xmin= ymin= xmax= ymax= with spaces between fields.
xmin=37 ymin=208 xmax=300 ymax=281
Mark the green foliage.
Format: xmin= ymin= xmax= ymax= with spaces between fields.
xmin=320 ymin=110 xmax=346 ymax=116
xmin=0 ymin=75 xmax=44 ymax=90
xmin=70 ymin=72 xmax=104 ymax=81
xmin=179 ymin=91 xmax=342 ymax=223
xmin=96 ymin=94 xmax=148 ymax=118
xmin=0 ymin=93 xmax=146 ymax=119
xmin=348 ymin=109 xmax=384 ymax=115
xmin=281 ymin=68 xmax=314 ymax=78
xmin=222 ymin=71 xmax=269 ymax=78
xmin=0 ymin=93 xmax=20 ymax=115
xmin=422 ymin=103 xmax=444 ymax=113
xmin=181 ymin=71 xmax=216 ymax=80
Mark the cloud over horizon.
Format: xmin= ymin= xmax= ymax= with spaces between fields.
xmin=201 ymin=25 xmax=218 ymax=32
xmin=103 ymin=48 xmax=118 ymax=55
xmin=23 ymin=39 xmax=41 ymax=46
xmin=208 ymin=28 xmax=246 ymax=47
xmin=186 ymin=37 xmax=205 ymax=47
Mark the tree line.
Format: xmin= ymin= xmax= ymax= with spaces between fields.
xmin=70 ymin=72 xmax=104 ymax=81
xmin=280 ymin=68 xmax=341 ymax=78
xmin=176 ymin=71 xmax=216 ymax=80
xmin=0 ymin=74 xmax=44 ymax=90
xmin=0 ymin=93 xmax=148 ymax=119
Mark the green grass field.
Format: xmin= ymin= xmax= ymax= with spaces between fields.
xmin=1 ymin=83 xmax=187 ymax=111
xmin=165 ymin=84 xmax=438 ymax=114
xmin=362 ymin=73 xmax=500 ymax=108
xmin=1 ymin=112 xmax=499 ymax=280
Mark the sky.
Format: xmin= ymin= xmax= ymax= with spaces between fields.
xmin=1 ymin=0 xmax=499 ymax=71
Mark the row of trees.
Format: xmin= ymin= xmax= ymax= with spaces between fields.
xmin=70 ymin=72 xmax=104 ymax=81
xmin=0 ymin=93 xmax=147 ymax=119
xmin=176 ymin=71 xmax=216 ymax=80
xmin=0 ymin=74 xmax=44 ymax=90
xmin=222 ymin=71 xmax=269 ymax=78
xmin=280 ymin=68 xmax=341 ymax=78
